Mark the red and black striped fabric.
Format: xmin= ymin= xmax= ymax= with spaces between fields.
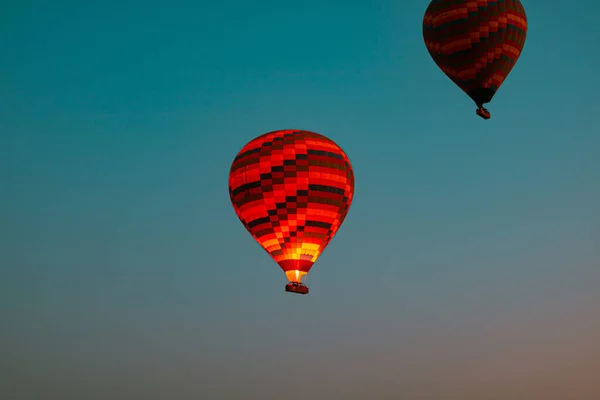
xmin=228 ymin=129 xmax=354 ymax=279
xmin=423 ymin=0 xmax=528 ymax=106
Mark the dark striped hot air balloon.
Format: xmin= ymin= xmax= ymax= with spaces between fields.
xmin=423 ymin=0 xmax=528 ymax=119
xmin=228 ymin=129 xmax=355 ymax=295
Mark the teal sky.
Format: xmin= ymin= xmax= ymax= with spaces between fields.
xmin=1 ymin=1 xmax=599 ymax=399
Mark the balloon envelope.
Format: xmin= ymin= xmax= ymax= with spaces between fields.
xmin=423 ymin=0 xmax=528 ymax=109
xmin=228 ymin=129 xmax=355 ymax=284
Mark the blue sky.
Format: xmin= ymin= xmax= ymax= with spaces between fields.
xmin=1 ymin=1 xmax=599 ymax=398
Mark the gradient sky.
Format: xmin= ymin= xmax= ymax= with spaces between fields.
xmin=1 ymin=1 xmax=599 ymax=399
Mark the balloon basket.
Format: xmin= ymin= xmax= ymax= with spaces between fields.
xmin=285 ymin=283 xmax=309 ymax=295
xmin=476 ymin=107 xmax=491 ymax=119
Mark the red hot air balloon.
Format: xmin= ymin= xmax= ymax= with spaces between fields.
xmin=228 ymin=129 xmax=355 ymax=295
xmin=423 ymin=0 xmax=528 ymax=119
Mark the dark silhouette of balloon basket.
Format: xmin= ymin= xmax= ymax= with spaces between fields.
xmin=476 ymin=106 xmax=491 ymax=120
xmin=285 ymin=282 xmax=309 ymax=295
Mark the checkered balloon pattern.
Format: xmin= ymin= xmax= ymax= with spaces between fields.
xmin=423 ymin=0 xmax=528 ymax=106
xmin=228 ymin=129 xmax=355 ymax=276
